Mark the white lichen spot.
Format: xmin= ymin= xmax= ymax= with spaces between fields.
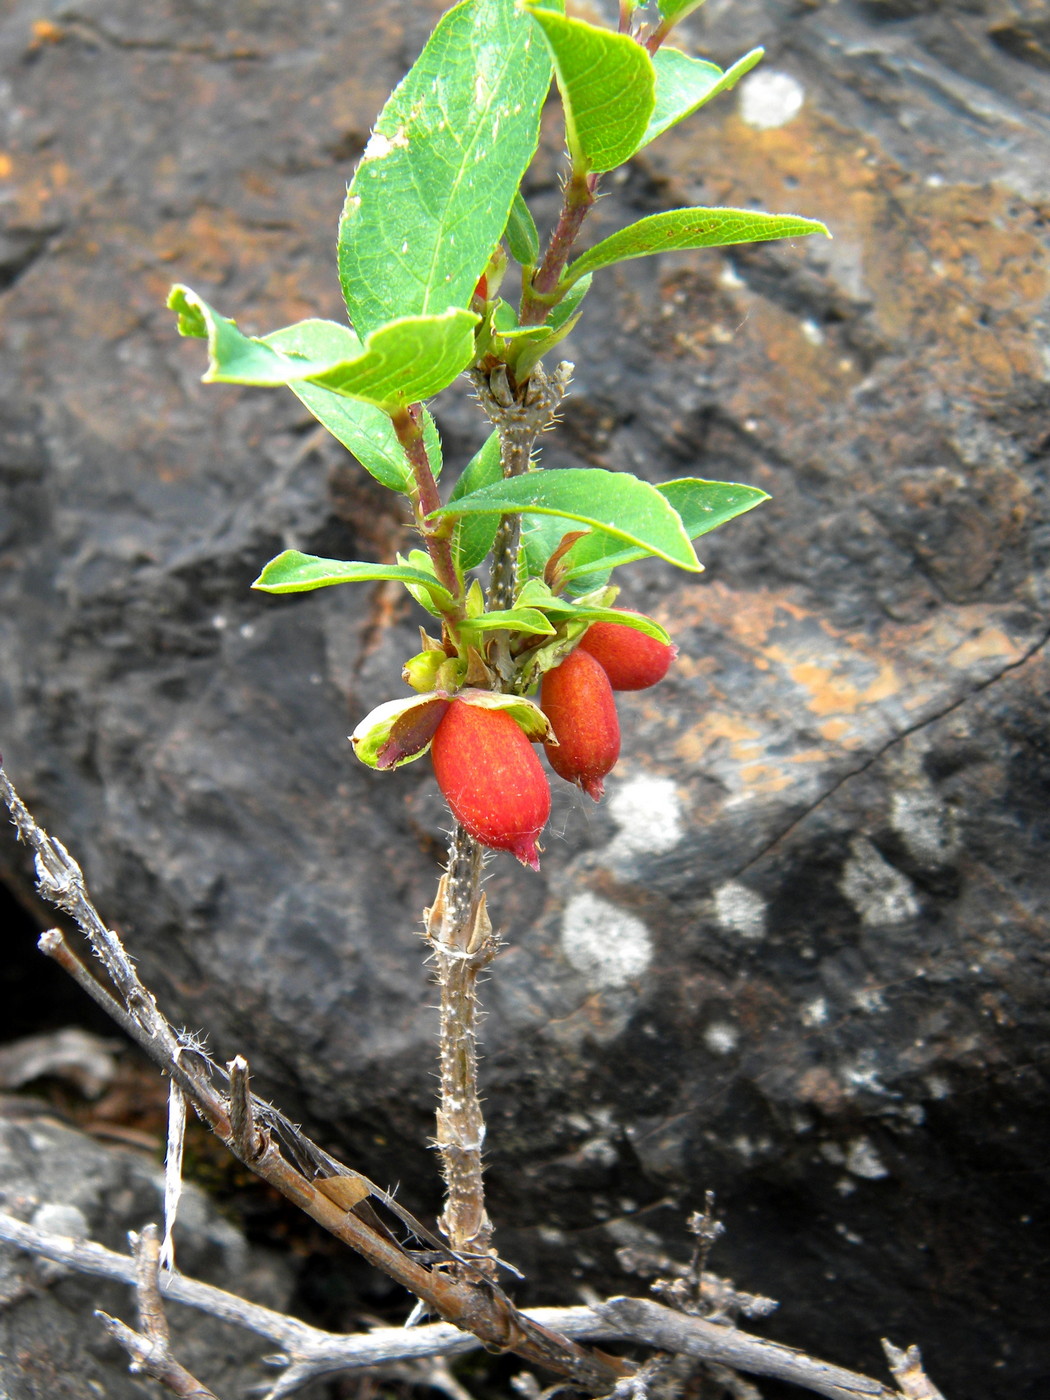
xmin=925 ymin=1073 xmax=951 ymax=1100
xmin=713 ymin=880 xmax=767 ymax=942
xmin=704 ymin=1021 xmax=739 ymax=1056
xmin=801 ymin=996 xmax=829 ymax=1027
xmin=561 ymin=892 xmax=653 ymax=990
xmin=890 ymin=789 xmax=958 ymax=866
xmin=719 ymin=262 xmax=745 ymax=289
xmin=738 ymin=71 xmax=805 ymax=130
xmin=845 ymin=1136 xmax=889 ymax=1179
xmin=841 ymin=837 xmax=919 ymax=927
xmin=363 ymin=128 xmax=409 ymax=160
xmin=835 ymin=1223 xmax=864 ymax=1245
xmin=801 ymin=318 xmax=825 ymax=346
xmin=851 ymin=984 xmax=888 ymax=1014
xmin=606 ymin=774 xmax=683 ymax=858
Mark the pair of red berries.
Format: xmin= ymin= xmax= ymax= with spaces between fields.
xmin=430 ymin=620 xmax=676 ymax=868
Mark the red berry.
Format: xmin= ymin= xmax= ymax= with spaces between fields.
xmin=578 ymin=616 xmax=676 ymax=690
xmin=431 ymin=700 xmax=551 ymax=869
xmin=541 ymin=647 xmax=620 ymax=802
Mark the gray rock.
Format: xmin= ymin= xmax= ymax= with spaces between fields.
xmin=0 ymin=2 xmax=1047 ymax=1398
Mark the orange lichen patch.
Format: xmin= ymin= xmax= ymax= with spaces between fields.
xmin=652 ymin=106 xmax=1049 ymax=399
xmin=675 ymin=711 xmax=765 ymax=766
xmin=947 ymin=627 xmax=1024 ymax=670
xmin=29 ymin=19 xmax=65 ymax=47
xmin=0 ymin=154 xmax=12 ymax=180
xmin=773 ymin=653 xmax=902 ymax=719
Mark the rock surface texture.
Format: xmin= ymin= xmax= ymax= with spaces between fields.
xmin=1 ymin=2 xmax=1048 ymax=1398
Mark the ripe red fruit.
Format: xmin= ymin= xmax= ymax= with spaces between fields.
xmin=541 ymin=647 xmax=620 ymax=802
xmin=578 ymin=616 xmax=676 ymax=691
xmin=431 ymin=700 xmax=551 ymax=869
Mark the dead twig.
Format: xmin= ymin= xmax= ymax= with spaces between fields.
xmin=96 ymin=1224 xmax=220 ymax=1399
xmin=0 ymin=1211 xmax=946 ymax=1400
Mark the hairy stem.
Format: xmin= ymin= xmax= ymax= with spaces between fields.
xmin=425 ymin=824 xmax=496 ymax=1272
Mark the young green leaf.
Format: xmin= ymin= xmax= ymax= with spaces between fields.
xmin=563 ymin=208 xmax=830 ymax=286
xmin=338 ymin=0 xmax=553 ymax=339
xmin=432 ymin=467 xmax=702 ymax=571
xmin=252 ymin=550 xmax=454 ymax=610
xmin=561 ymin=477 xmax=768 ymax=587
xmin=265 ymin=321 xmax=442 ymax=490
xmin=525 ymin=6 xmax=656 ymax=173
xmin=504 ymin=191 xmax=541 ymax=268
xmin=656 ymin=0 xmax=710 ymax=23
xmin=640 ymin=47 xmax=763 ymax=148
xmin=168 ymin=286 xmax=478 ymax=410
xmin=463 ymin=607 xmax=556 ymax=636
xmin=525 ymin=597 xmax=671 ymax=645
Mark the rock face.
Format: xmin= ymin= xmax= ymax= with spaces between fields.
xmin=0 ymin=2 xmax=1048 ymax=1398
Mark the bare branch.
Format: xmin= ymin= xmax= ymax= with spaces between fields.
xmin=96 ymin=1224 xmax=221 ymax=1399
xmin=594 ymin=1299 xmax=925 ymax=1400
xmin=881 ymin=1342 xmax=946 ymax=1400
xmin=0 ymin=1212 xmax=946 ymax=1400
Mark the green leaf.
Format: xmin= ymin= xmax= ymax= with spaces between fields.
xmin=505 ymin=191 xmax=541 ymax=267
xmin=562 ymin=477 xmax=768 ymax=586
xmin=432 ymin=467 xmax=701 ymax=571
xmin=264 ymin=321 xmax=442 ymax=490
xmin=656 ymin=0 xmax=710 ymax=22
xmin=169 ymin=286 xmax=478 ymax=410
xmin=252 ymin=550 xmax=454 ymax=610
xmin=463 ymin=607 xmax=556 ymax=636
xmin=449 ymin=431 xmax=502 ymax=571
xmin=338 ymin=0 xmax=553 ymax=339
xmin=564 ymin=208 xmax=830 ymax=286
xmin=527 ymin=598 xmax=670 ymax=645
xmin=525 ymin=7 xmax=655 ymax=173
xmin=640 ymin=47 xmax=763 ymax=149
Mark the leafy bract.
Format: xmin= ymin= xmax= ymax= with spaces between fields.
xmin=265 ymin=321 xmax=441 ymax=490
xmin=169 ymin=286 xmax=478 ymax=411
xmin=252 ymin=550 xmax=454 ymax=611
xmin=641 ymin=47 xmax=763 ymax=148
xmin=563 ymin=208 xmax=830 ymax=286
xmin=505 ymin=191 xmax=541 ymax=268
xmin=338 ymin=0 xmax=552 ymax=339
xmin=450 ymin=432 xmax=502 ymax=570
xmin=351 ymin=694 xmax=453 ymax=771
xmin=463 ymin=607 xmax=555 ymax=636
xmin=561 ymin=478 xmax=768 ymax=588
xmin=525 ymin=6 xmax=655 ymax=173
xmin=432 ymin=468 xmax=701 ymax=571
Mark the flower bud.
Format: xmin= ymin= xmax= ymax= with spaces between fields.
xmin=541 ymin=647 xmax=620 ymax=802
xmin=578 ymin=616 xmax=677 ymax=690
xmin=431 ymin=699 xmax=551 ymax=869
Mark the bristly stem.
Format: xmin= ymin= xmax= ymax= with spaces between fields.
xmin=425 ymin=823 xmax=497 ymax=1274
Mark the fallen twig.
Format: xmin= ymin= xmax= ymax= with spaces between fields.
xmin=0 ymin=1211 xmax=946 ymax=1400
